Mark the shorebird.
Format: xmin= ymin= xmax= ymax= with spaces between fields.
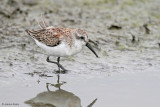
xmin=25 ymin=15 xmax=98 ymax=73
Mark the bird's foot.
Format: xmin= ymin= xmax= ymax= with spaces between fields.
xmin=55 ymin=69 xmax=68 ymax=74
xmin=47 ymin=56 xmax=68 ymax=74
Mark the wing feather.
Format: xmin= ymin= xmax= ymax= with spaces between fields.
xmin=25 ymin=28 xmax=60 ymax=47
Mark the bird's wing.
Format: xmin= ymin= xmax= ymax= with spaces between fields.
xmin=25 ymin=28 xmax=61 ymax=47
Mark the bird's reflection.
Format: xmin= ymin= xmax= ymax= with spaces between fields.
xmin=25 ymin=75 xmax=97 ymax=107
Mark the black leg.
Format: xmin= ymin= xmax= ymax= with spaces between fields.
xmin=46 ymin=56 xmax=67 ymax=72
xmin=57 ymin=57 xmax=61 ymax=71
xmin=57 ymin=57 xmax=60 ymax=63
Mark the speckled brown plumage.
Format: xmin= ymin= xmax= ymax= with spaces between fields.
xmin=26 ymin=27 xmax=74 ymax=47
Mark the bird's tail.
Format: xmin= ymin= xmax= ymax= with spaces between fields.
xmin=25 ymin=29 xmax=31 ymax=36
xmin=25 ymin=14 xmax=48 ymax=39
xmin=25 ymin=29 xmax=35 ymax=39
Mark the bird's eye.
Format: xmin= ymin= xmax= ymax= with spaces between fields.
xmin=80 ymin=36 xmax=84 ymax=40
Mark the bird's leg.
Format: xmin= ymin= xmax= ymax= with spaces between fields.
xmin=46 ymin=56 xmax=67 ymax=73
xmin=57 ymin=57 xmax=67 ymax=73
xmin=57 ymin=57 xmax=61 ymax=72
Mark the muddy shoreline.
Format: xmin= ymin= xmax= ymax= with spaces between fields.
xmin=0 ymin=0 xmax=160 ymax=107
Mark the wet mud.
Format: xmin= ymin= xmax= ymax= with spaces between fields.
xmin=0 ymin=0 xmax=160 ymax=107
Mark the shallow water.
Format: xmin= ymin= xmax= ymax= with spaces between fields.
xmin=1 ymin=71 xmax=160 ymax=107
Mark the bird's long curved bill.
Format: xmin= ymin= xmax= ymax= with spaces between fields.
xmin=86 ymin=42 xmax=98 ymax=58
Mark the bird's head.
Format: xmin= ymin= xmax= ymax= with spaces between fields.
xmin=73 ymin=29 xmax=98 ymax=58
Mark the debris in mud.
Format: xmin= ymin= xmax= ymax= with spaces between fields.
xmin=22 ymin=0 xmax=38 ymax=6
xmin=24 ymin=72 xmax=53 ymax=78
xmin=9 ymin=63 xmax=13 ymax=66
xmin=115 ymin=41 xmax=120 ymax=46
xmin=108 ymin=24 xmax=122 ymax=30
xmin=61 ymin=18 xmax=78 ymax=25
xmin=158 ymin=43 xmax=160 ymax=48
xmin=21 ymin=44 xmax=26 ymax=50
xmin=143 ymin=24 xmax=150 ymax=34
xmin=39 ymin=74 xmax=49 ymax=77
xmin=0 ymin=0 xmax=19 ymax=18
xmin=131 ymin=35 xmax=136 ymax=43
xmin=62 ymin=19 xmax=75 ymax=23
xmin=131 ymin=34 xmax=140 ymax=44
xmin=24 ymin=72 xmax=34 ymax=77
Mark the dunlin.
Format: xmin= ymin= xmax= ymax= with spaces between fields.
xmin=25 ymin=15 xmax=98 ymax=73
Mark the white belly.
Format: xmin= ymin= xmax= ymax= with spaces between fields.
xmin=35 ymin=39 xmax=83 ymax=57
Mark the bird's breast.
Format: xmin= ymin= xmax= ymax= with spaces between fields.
xmin=35 ymin=40 xmax=83 ymax=57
